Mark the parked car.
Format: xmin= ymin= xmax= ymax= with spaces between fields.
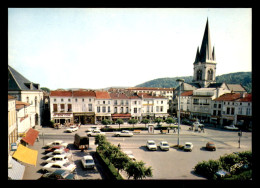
xmin=184 ymin=142 xmax=193 ymax=151
xmin=114 ymin=130 xmax=133 ymax=137
xmin=81 ymin=155 xmax=95 ymax=169
xmin=206 ymin=142 xmax=216 ymax=151
xmin=45 ymin=149 xmax=72 ymax=158
xmin=86 ymin=126 xmax=100 ymax=132
xmin=39 ymin=170 xmax=75 ymax=180
xmin=45 ymin=146 xmax=70 ymax=153
xmin=42 ymin=161 xmax=76 ymax=173
xmin=193 ymin=122 xmax=204 ymax=131
xmin=146 ymin=140 xmax=157 ymax=151
xmin=224 ymin=125 xmax=239 ymax=130
xmin=66 ymin=125 xmax=78 ymax=133
xmin=45 ymin=140 xmax=68 ymax=148
xmin=215 ymin=169 xmax=231 ymax=179
xmin=159 ymin=141 xmax=170 ymax=151
xmin=123 ymin=150 xmax=136 ymax=161
xmin=44 ymin=154 xmax=69 ymax=164
xmin=86 ymin=130 xmax=106 ymax=137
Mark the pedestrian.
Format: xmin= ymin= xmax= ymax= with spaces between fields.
xmin=118 ymin=143 xmax=121 ymax=149
xmin=167 ymin=127 xmax=170 ymax=133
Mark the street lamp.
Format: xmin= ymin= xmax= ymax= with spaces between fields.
xmin=176 ymin=79 xmax=184 ymax=146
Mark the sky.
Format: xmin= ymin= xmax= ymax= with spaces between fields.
xmin=8 ymin=8 xmax=251 ymax=90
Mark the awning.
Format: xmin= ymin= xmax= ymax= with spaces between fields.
xmin=22 ymin=128 xmax=39 ymax=146
xmin=111 ymin=114 xmax=131 ymax=119
xmin=13 ymin=144 xmax=38 ymax=166
xmin=8 ymin=157 xmax=25 ymax=180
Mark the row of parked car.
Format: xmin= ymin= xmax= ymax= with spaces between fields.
xmin=40 ymin=140 xmax=96 ymax=180
xmin=146 ymin=140 xmax=216 ymax=152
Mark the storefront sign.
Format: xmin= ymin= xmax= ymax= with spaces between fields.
xmin=11 ymin=143 xmax=17 ymax=151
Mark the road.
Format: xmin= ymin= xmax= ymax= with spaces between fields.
xmin=28 ymin=125 xmax=251 ymax=180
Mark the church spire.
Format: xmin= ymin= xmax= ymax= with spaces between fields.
xmin=199 ymin=18 xmax=213 ymax=62
xmin=194 ymin=46 xmax=200 ymax=64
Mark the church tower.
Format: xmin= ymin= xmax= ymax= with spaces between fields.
xmin=193 ymin=18 xmax=217 ymax=88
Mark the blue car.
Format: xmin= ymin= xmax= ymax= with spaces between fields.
xmin=39 ymin=170 xmax=75 ymax=180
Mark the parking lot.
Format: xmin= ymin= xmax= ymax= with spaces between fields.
xmin=23 ymin=125 xmax=252 ymax=180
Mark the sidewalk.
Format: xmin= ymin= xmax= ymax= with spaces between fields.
xmin=35 ymin=123 xmax=208 ymax=136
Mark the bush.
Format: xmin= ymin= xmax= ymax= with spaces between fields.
xmin=194 ymin=159 xmax=222 ymax=179
xmin=219 ymin=153 xmax=242 ymax=171
xmin=224 ymin=170 xmax=252 ymax=180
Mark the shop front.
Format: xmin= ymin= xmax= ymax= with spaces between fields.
xmin=73 ymin=112 xmax=95 ymax=125
xmin=111 ymin=113 xmax=131 ymax=123
xmin=53 ymin=113 xmax=73 ymax=125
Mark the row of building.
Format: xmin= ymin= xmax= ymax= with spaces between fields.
xmin=49 ymin=89 xmax=170 ymax=125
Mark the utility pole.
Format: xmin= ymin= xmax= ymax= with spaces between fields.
xmin=176 ymin=79 xmax=184 ymax=146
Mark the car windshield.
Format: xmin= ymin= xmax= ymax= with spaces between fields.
xmin=86 ymin=159 xmax=94 ymax=163
xmin=185 ymin=144 xmax=191 ymax=147
xmin=148 ymin=142 xmax=155 ymax=145
xmin=209 ymin=144 xmax=215 ymax=146
xmin=163 ymin=143 xmax=169 ymax=146
xmin=63 ymin=162 xmax=71 ymax=167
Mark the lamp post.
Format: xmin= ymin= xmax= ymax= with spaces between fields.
xmin=176 ymin=79 xmax=184 ymax=146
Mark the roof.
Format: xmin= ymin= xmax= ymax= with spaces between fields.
xmin=95 ymin=91 xmax=111 ymax=99
xmin=110 ymin=93 xmax=129 ymax=99
xmin=213 ymin=93 xmax=241 ymax=101
xmin=21 ymin=128 xmax=39 ymax=146
xmin=227 ymin=84 xmax=246 ymax=92
xmin=16 ymin=100 xmax=30 ymax=110
xmin=137 ymin=93 xmax=167 ymax=99
xmin=73 ymin=90 xmax=96 ymax=97
xmin=128 ymin=87 xmax=174 ymax=91
xmin=238 ymin=93 xmax=252 ymax=102
xmin=50 ymin=90 xmax=72 ymax=97
xmin=8 ymin=65 xmax=40 ymax=91
xmin=207 ymin=83 xmax=225 ymax=88
xmin=181 ymin=91 xmax=193 ymax=96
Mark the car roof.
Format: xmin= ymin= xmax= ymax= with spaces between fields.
xmin=83 ymin=155 xmax=93 ymax=160
xmin=147 ymin=140 xmax=155 ymax=143
xmin=160 ymin=141 xmax=168 ymax=144
xmin=185 ymin=142 xmax=192 ymax=145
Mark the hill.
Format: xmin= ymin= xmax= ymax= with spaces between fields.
xmin=135 ymin=72 xmax=252 ymax=93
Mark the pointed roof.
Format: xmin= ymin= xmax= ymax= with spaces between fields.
xmin=199 ymin=18 xmax=214 ymax=62
xmin=8 ymin=65 xmax=40 ymax=91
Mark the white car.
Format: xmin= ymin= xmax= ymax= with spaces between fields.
xmin=146 ymin=140 xmax=157 ymax=151
xmin=86 ymin=126 xmax=100 ymax=132
xmin=184 ymin=142 xmax=193 ymax=151
xmin=42 ymin=161 xmax=76 ymax=173
xmin=87 ymin=130 xmax=106 ymax=137
xmin=66 ymin=125 xmax=78 ymax=133
xmin=44 ymin=154 xmax=69 ymax=164
xmin=114 ymin=130 xmax=133 ymax=137
xmin=123 ymin=150 xmax=136 ymax=161
xmin=81 ymin=155 xmax=95 ymax=169
xmin=224 ymin=125 xmax=239 ymax=130
xmin=45 ymin=140 xmax=68 ymax=148
xmin=159 ymin=141 xmax=170 ymax=151
xmin=46 ymin=149 xmax=72 ymax=158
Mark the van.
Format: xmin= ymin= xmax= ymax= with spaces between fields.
xmin=74 ymin=133 xmax=89 ymax=150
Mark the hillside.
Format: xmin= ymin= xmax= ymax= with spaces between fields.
xmin=135 ymin=72 xmax=252 ymax=93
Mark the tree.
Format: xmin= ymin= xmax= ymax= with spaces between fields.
xmin=115 ymin=118 xmax=124 ymax=129
xmin=101 ymin=119 xmax=112 ymax=127
xmin=125 ymin=161 xmax=153 ymax=180
xmin=41 ymin=87 xmax=50 ymax=93
xmin=154 ymin=118 xmax=163 ymax=126
xmin=165 ymin=117 xmax=176 ymax=125
xmin=128 ymin=119 xmax=138 ymax=128
xmin=111 ymin=152 xmax=130 ymax=172
xmin=141 ymin=118 xmax=150 ymax=128
xmin=95 ymin=134 xmax=107 ymax=146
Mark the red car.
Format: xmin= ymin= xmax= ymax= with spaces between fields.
xmin=45 ymin=146 xmax=69 ymax=153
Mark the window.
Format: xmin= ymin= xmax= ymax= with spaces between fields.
xmin=147 ymin=106 xmax=149 ymax=112
xmin=53 ymin=104 xmax=57 ymax=112
xmin=218 ymin=104 xmax=221 ymax=108
xmin=156 ymin=106 xmax=159 ymax=112
xmin=218 ymin=110 xmax=221 ymax=116
xmin=102 ymin=106 xmax=106 ymax=113
xmin=114 ymin=107 xmax=117 ymax=113
xmin=213 ymin=110 xmax=217 ymax=116
xmin=89 ymin=99 xmax=91 ymax=102
xmin=214 ymin=104 xmax=217 ymax=108
xmin=68 ymin=104 xmax=72 ymax=112
xmin=75 ymin=98 xmax=78 ymax=102
xmin=82 ymin=98 xmax=84 ymax=102
xmin=126 ymin=107 xmax=129 ymax=113
xmin=61 ymin=98 xmax=64 ymax=102
xmin=97 ymin=107 xmax=100 ymax=113
xmin=68 ymin=99 xmax=71 ymax=102
xmin=27 ymin=97 xmax=29 ymax=103
xmin=121 ymin=100 xmax=124 ymax=105
xmin=160 ymin=106 xmax=163 ymax=112
xmin=227 ymin=107 xmax=230 ymax=115
xmin=134 ymin=108 xmax=137 ymax=113
xmin=231 ymin=108 xmax=235 ymax=115
xmin=126 ymin=100 xmax=128 ymax=105
xmin=114 ymin=100 xmax=118 ymax=105
xmin=207 ymin=69 xmax=213 ymax=80
xmin=108 ymin=106 xmax=111 ymax=113
xmin=88 ymin=104 xmax=92 ymax=112
xmin=161 ymin=101 xmax=163 ymax=104
xmin=197 ymin=70 xmax=202 ymax=80
xmin=121 ymin=107 xmax=124 ymax=113
xmin=193 ymin=99 xmax=199 ymax=104
xmin=103 ymin=101 xmax=105 ymax=104
xmin=60 ymin=104 xmax=65 ymax=112
xmin=54 ymin=98 xmax=56 ymax=102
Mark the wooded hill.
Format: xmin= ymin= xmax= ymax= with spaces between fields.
xmin=136 ymin=72 xmax=252 ymax=93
